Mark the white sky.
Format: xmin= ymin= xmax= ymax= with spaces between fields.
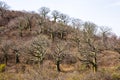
xmin=2 ymin=0 xmax=120 ymax=36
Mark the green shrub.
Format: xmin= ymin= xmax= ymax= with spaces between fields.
xmin=0 ymin=64 xmax=6 ymax=72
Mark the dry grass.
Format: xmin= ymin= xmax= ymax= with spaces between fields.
xmin=98 ymin=50 xmax=120 ymax=67
xmin=0 ymin=63 xmax=120 ymax=80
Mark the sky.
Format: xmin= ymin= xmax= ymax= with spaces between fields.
xmin=1 ymin=0 xmax=120 ymax=36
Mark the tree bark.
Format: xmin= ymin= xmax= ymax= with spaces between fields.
xmin=93 ymin=55 xmax=97 ymax=73
xmin=60 ymin=32 xmax=63 ymax=40
xmin=4 ymin=54 xmax=8 ymax=65
xmin=15 ymin=53 xmax=20 ymax=64
xmin=51 ymin=32 xmax=54 ymax=42
xmin=56 ymin=61 xmax=61 ymax=72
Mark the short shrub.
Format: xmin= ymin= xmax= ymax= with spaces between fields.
xmin=0 ymin=64 xmax=6 ymax=72
xmin=116 ymin=66 xmax=120 ymax=71
xmin=112 ymin=73 xmax=120 ymax=80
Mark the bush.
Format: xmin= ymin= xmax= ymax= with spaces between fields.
xmin=112 ymin=73 xmax=120 ymax=80
xmin=0 ymin=64 xmax=6 ymax=72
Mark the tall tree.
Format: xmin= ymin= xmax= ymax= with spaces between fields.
xmin=74 ymin=22 xmax=99 ymax=73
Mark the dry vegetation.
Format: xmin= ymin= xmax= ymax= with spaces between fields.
xmin=0 ymin=1 xmax=120 ymax=80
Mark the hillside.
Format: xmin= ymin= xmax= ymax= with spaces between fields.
xmin=0 ymin=2 xmax=120 ymax=80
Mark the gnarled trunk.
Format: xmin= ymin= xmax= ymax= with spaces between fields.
xmin=56 ymin=61 xmax=61 ymax=72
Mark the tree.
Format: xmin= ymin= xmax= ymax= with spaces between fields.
xmin=46 ymin=23 xmax=69 ymax=42
xmin=28 ymin=35 xmax=49 ymax=64
xmin=12 ymin=43 xmax=21 ymax=64
xmin=17 ymin=17 xmax=28 ymax=37
xmin=23 ymin=11 xmax=38 ymax=31
xmin=0 ymin=40 xmax=12 ymax=65
xmin=78 ymin=39 xmax=99 ymax=73
xmin=100 ymin=26 xmax=111 ymax=49
xmin=51 ymin=10 xmax=60 ymax=22
xmin=83 ymin=22 xmax=97 ymax=38
xmin=57 ymin=25 xmax=69 ymax=40
xmin=0 ymin=1 xmax=9 ymax=18
xmin=6 ymin=16 xmax=30 ymax=37
xmin=24 ymin=13 xmax=34 ymax=31
xmin=71 ymin=28 xmax=83 ymax=49
xmin=38 ymin=7 xmax=50 ymax=19
xmin=52 ymin=41 xmax=68 ymax=72
xmin=13 ymin=48 xmax=20 ymax=64
xmin=74 ymin=22 xmax=99 ymax=73
xmin=44 ymin=23 xmax=58 ymax=42
xmin=59 ymin=13 xmax=69 ymax=24
xmin=71 ymin=18 xmax=82 ymax=29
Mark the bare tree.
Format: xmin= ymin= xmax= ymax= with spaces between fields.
xmin=28 ymin=35 xmax=49 ymax=64
xmin=0 ymin=1 xmax=9 ymax=18
xmin=74 ymin=22 xmax=99 ymax=73
xmin=51 ymin=10 xmax=60 ymax=22
xmin=0 ymin=40 xmax=12 ymax=65
xmin=12 ymin=43 xmax=21 ymax=64
xmin=38 ymin=7 xmax=50 ymax=19
xmin=52 ymin=41 xmax=68 ymax=72
xmin=14 ymin=49 xmax=20 ymax=64
xmin=23 ymin=11 xmax=39 ymax=31
xmin=57 ymin=25 xmax=69 ymax=40
xmin=78 ymin=39 xmax=99 ymax=73
xmin=46 ymin=23 xmax=69 ymax=42
xmin=16 ymin=17 xmax=28 ymax=37
xmin=24 ymin=13 xmax=34 ymax=31
xmin=59 ymin=13 xmax=70 ymax=24
xmin=100 ymin=26 xmax=111 ymax=49
xmin=71 ymin=18 xmax=82 ymax=29
xmin=83 ymin=22 xmax=97 ymax=39
xmin=6 ymin=16 xmax=30 ymax=37
xmin=72 ymin=28 xmax=83 ymax=49
xmin=45 ymin=23 xmax=58 ymax=42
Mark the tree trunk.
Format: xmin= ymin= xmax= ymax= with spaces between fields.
xmin=54 ymin=17 xmax=57 ymax=22
xmin=56 ymin=61 xmax=61 ymax=72
xmin=28 ymin=19 xmax=32 ymax=31
xmin=5 ymin=56 xmax=7 ymax=65
xmin=4 ymin=53 xmax=8 ymax=65
xmin=60 ymin=32 xmax=63 ymax=40
xmin=15 ymin=53 xmax=20 ymax=64
xmin=51 ymin=32 xmax=54 ymax=42
xmin=93 ymin=55 xmax=97 ymax=73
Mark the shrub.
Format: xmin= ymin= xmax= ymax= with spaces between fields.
xmin=112 ymin=73 xmax=120 ymax=80
xmin=0 ymin=64 xmax=6 ymax=72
